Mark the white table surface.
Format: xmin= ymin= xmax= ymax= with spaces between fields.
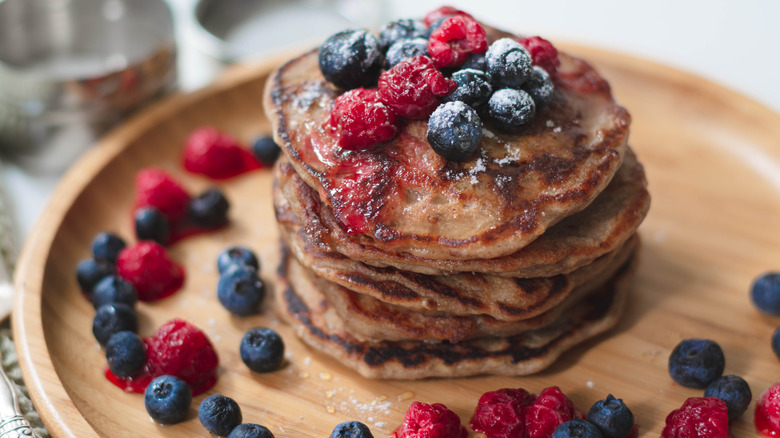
xmin=2 ymin=0 xmax=778 ymax=249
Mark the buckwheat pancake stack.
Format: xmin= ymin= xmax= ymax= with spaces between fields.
xmin=264 ymin=26 xmax=650 ymax=379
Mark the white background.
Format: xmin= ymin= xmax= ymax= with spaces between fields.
xmin=2 ymin=0 xmax=779 ymax=244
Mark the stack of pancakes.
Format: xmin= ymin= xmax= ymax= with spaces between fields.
xmin=264 ymin=29 xmax=650 ymax=379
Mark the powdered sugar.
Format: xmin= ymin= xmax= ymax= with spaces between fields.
xmin=292 ymin=82 xmax=327 ymax=109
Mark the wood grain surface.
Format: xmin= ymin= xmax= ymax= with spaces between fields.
xmin=12 ymin=44 xmax=780 ymax=437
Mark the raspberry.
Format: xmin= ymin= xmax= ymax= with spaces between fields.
xmin=377 ymin=56 xmax=456 ymax=119
xmin=757 ymin=381 xmax=780 ymax=434
xmin=427 ymin=16 xmax=488 ymax=68
xmin=330 ymin=88 xmax=399 ymax=150
xmin=470 ymin=388 xmax=534 ymax=438
xmin=134 ymin=168 xmax=191 ymax=224
xmin=662 ymin=397 xmax=729 ymax=438
xmin=393 ymin=402 xmax=467 ymax=438
xmin=116 ymin=242 xmax=184 ymax=301
xmin=422 ymin=6 xmax=473 ymax=27
xmin=183 ymin=127 xmax=261 ymax=179
xmin=470 ymin=387 xmax=577 ymax=438
xmin=526 ymin=387 xmax=577 ymax=438
xmin=145 ymin=319 xmax=219 ymax=396
xmin=517 ymin=36 xmax=560 ymax=79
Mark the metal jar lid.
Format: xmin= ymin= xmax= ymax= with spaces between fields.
xmin=0 ymin=0 xmax=177 ymax=170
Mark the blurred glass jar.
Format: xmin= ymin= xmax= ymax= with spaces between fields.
xmin=177 ymin=0 xmax=385 ymax=90
xmin=0 ymin=0 xmax=177 ymax=173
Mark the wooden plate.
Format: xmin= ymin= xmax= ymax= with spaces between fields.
xmin=13 ymin=44 xmax=780 ymax=437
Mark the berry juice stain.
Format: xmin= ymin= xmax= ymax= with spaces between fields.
xmin=105 ymin=367 xmax=215 ymax=396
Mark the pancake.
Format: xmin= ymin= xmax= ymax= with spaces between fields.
xmin=278 ymin=196 xmax=637 ymax=320
xmin=309 ymin=236 xmax=638 ymax=343
xmin=276 ymin=246 xmax=636 ymax=379
xmin=275 ymin=148 xmax=649 ymax=277
xmin=264 ymin=31 xmax=630 ymax=260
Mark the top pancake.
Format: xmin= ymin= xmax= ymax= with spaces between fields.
xmin=264 ymin=32 xmax=631 ymax=260
xmin=275 ymin=148 xmax=648 ymax=277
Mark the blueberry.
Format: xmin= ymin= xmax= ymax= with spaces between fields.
xmin=134 ymin=206 xmax=170 ymax=246
xmin=704 ymin=374 xmax=752 ymax=420
xmin=486 ymin=88 xmax=536 ymax=133
xmin=378 ymin=18 xmax=427 ymax=50
xmin=442 ymin=68 xmax=493 ymax=108
xmin=189 ymin=188 xmax=230 ymax=228
xmin=751 ymin=272 xmax=780 ymax=315
xmin=91 ymin=275 xmax=138 ymax=309
xmin=217 ymin=246 xmax=260 ymax=274
xmin=586 ymin=394 xmax=634 ymax=438
xmin=91 ymin=232 xmax=126 ymax=264
xmin=228 ymin=423 xmax=275 ymax=438
xmin=199 ymin=394 xmax=242 ymax=436
xmin=217 ymin=264 xmax=265 ymax=316
xmin=461 ymin=53 xmax=486 ymax=71
xmin=524 ymin=65 xmax=555 ymax=108
xmin=252 ymin=135 xmax=281 ymax=166
xmin=427 ymin=101 xmax=482 ymax=162
xmin=668 ymin=338 xmax=725 ymax=388
xmin=105 ymin=331 xmax=146 ymax=377
xmin=92 ymin=303 xmax=138 ymax=345
xmin=76 ymin=258 xmax=116 ymax=296
xmin=772 ymin=326 xmax=780 ymax=358
xmin=240 ymin=327 xmax=285 ymax=373
xmin=330 ymin=420 xmax=374 ymax=438
xmin=385 ymin=37 xmax=428 ymax=69
xmin=552 ymin=420 xmax=605 ymax=438
xmin=486 ymin=38 xmax=532 ymax=89
xmin=144 ymin=375 xmax=192 ymax=424
xmin=318 ymin=30 xmax=384 ymax=90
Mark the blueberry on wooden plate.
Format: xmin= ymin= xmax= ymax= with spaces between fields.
xmin=752 ymin=272 xmax=780 ymax=315
xmin=134 ymin=206 xmax=170 ymax=245
xmin=76 ymin=258 xmax=116 ymax=296
xmin=105 ymin=331 xmax=146 ymax=377
xmin=91 ymin=232 xmax=126 ymax=264
xmin=330 ymin=420 xmax=374 ymax=438
xmin=704 ymin=374 xmax=752 ymax=420
xmin=240 ymin=327 xmax=285 ymax=373
xmin=552 ymin=420 xmax=604 ymax=438
xmin=668 ymin=338 xmax=725 ymax=388
xmin=91 ymin=275 xmax=138 ymax=309
xmin=145 ymin=375 xmax=192 ymax=424
xmin=217 ymin=264 xmax=265 ymax=316
xmin=228 ymin=423 xmax=275 ymax=438
xmin=217 ymin=246 xmax=260 ymax=275
xmin=586 ymin=394 xmax=634 ymax=438
xmin=189 ymin=188 xmax=230 ymax=228
xmin=199 ymin=394 xmax=242 ymax=436
xmin=92 ymin=303 xmax=138 ymax=346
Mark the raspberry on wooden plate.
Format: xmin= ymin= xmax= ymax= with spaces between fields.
xmin=393 ymin=401 xmax=467 ymax=438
